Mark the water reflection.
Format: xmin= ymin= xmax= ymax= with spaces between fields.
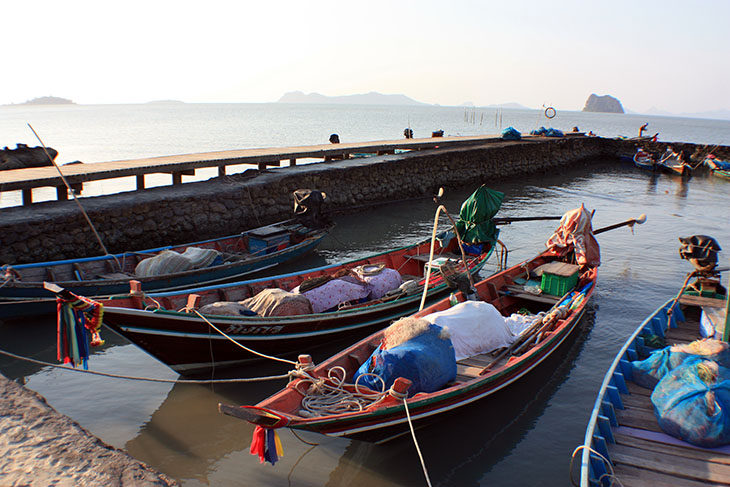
xmin=326 ymin=308 xmax=596 ymax=487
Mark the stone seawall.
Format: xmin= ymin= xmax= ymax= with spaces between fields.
xmin=0 ymin=136 xmax=678 ymax=264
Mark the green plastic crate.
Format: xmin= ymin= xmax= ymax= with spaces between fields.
xmin=540 ymin=268 xmax=579 ymax=296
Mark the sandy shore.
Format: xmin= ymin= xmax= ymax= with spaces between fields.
xmin=0 ymin=373 xmax=179 ymax=486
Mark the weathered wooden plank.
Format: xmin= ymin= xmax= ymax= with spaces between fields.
xmin=615 ymin=406 xmax=663 ymax=433
xmin=680 ymin=295 xmax=727 ymax=309
xmin=610 ymin=442 xmax=730 ymax=485
xmin=615 ymin=432 xmax=730 ymax=466
xmin=626 ymin=381 xmax=653 ymax=397
xmin=613 ymin=463 xmax=728 ymax=487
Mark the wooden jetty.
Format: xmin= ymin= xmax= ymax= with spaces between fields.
xmin=0 ymin=134 xmax=568 ymax=206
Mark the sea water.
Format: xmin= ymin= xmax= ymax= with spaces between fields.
xmin=1 ymin=104 xmax=729 ymax=486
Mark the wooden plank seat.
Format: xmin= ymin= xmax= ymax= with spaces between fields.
xmin=498 ymin=284 xmax=562 ymax=304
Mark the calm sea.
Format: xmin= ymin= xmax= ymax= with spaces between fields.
xmin=1 ymin=104 xmax=729 ymax=486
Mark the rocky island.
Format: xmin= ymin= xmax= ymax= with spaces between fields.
xmin=582 ymin=94 xmax=624 ymax=113
xmin=17 ymin=96 xmax=75 ymax=105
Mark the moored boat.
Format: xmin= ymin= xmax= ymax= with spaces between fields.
xmin=218 ymin=206 xmax=640 ymax=446
xmin=0 ymin=190 xmax=330 ymax=318
xmin=574 ymin=235 xmax=730 ymax=487
xmin=712 ymin=168 xmax=730 ymax=181
xmin=705 ymin=154 xmax=730 ymax=171
xmin=57 ymin=186 xmax=505 ymax=375
xmin=633 ymin=148 xmax=657 ymax=171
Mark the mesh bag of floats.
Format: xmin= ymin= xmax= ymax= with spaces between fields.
xmin=631 ymin=339 xmax=730 ymax=389
xmin=353 ymin=318 xmax=456 ymax=395
xmin=651 ymin=358 xmax=730 ymax=447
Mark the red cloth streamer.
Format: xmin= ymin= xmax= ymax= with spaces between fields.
xmin=250 ymin=426 xmax=267 ymax=464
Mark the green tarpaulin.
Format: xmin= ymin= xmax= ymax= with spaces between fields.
xmin=455 ymin=185 xmax=504 ymax=244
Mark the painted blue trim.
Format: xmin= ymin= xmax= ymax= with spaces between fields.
xmin=579 ymin=299 xmax=679 ymax=486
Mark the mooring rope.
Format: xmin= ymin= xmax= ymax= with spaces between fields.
xmin=292 ymin=366 xmax=433 ymax=485
xmin=403 ymin=397 xmax=433 ymax=487
xmin=569 ymin=445 xmax=625 ymax=487
xmin=0 ymin=348 xmax=290 ymax=383
xmin=188 ymin=309 xmax=297 ymax=366
xmin=294 ymin=367 xmax=387 ymax=417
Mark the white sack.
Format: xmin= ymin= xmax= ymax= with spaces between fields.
xmin=422 ymin=301 xmax=516 ymax=361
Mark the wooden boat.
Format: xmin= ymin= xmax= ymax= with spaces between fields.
xmin=575 ymin=236 xmax=730 ymax=487
xmin=712 ymin=168 xmax=730 ymax=181
xmin=633 ymin=149 xmax=657 ymax=171
xmin=658 ymin=155 xmax=691 ymax=177
xmin=705 ymin=155 xmax=730 ymax=171
xmin=1 ymin=220 xmax=329 ymax=319
xmin=0 ymin=190 xmax=331 ymax=319
xmin=219 ymin=206 xmax=614 ymax=444
xmin=93 ymin=236 xmax=496 ymax=375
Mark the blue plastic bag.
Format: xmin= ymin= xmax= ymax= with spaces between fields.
xmin=631 ymin=340 xmax=730 ymax=389
xmin=652 ymin=359 xmax=730 ymax=447
xmin=353 ymin=324 xmax=456 ymax=395
xmin=501 ymin=127 xmax=521 ymax=140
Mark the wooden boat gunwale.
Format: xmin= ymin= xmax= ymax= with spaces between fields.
xmin=578 ymin=298 xmax=682 ymax=486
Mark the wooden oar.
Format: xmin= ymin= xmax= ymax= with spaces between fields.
xmin=593 ymin=214 xmax=647 ymax=235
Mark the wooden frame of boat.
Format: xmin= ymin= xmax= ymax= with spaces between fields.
xmin=0 ymin=220 xmax=330 ymax=318
xmin=97 ymin=237 xmax=495 ymax=375
xmin=577 ymin=293 xmax=730 ymax=486
xmin=220 ymin=246 xmax=597 ymax=443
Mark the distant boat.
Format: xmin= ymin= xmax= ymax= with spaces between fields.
xmin=712 ymin=168 xmax=730 ymax=181
xmin=657 ymin=155 xmax=691 ymax=177
xmin=705 ymin=155 xmax=730 ymax=171
xmin=633 ymin=148 xmax=657 ymax=171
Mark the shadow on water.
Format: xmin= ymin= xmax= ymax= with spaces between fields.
xmin=323 ymin=306 xmax=597 ymax=487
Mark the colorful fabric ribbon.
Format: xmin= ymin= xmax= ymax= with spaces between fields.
xmin=250 ymin=426 xmax=284 ymax=465
xmin=56 ymin=292 xmax=105 ymax=369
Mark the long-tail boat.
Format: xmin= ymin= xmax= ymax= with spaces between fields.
xmin=575 ymin=235 xmax=730 ymax=487
xmin=1 ymin=190 xmax=330 ymax=318
xmin=54 ymin=186 xmax=506 ymax=375
xmin=218 ymin=206 xmax=641 ymax=446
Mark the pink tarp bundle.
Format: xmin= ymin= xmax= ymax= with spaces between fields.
xmin=293 ymin=276 xmax=371 ymax=313
xmin=545 ymin=204 xmax=601 ymax=267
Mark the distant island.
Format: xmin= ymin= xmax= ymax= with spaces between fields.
xmin=583 ymin=94 xmax=624 ymax=114
xmin=146 ymin=100 xmax=185 ymax=105
xmin=19 ymin=96 xmax=75 ymax=105
xmin=278 ymin=91 xmax=428 ymax=106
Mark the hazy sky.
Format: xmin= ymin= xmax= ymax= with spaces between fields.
xmin=3 ymin=0 xmax=728 ymax=113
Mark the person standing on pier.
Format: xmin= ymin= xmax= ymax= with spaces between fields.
xmin=639 ymin=123 xmax=649 ymax=137
xmin=329 ymin=134 xmax=340 ymax=144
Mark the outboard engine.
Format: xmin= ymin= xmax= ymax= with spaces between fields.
xmin=293 ymin=189 xmax=328 ymax=228
xmin=679 ymin=235 xmax=721 ymax=273
xmin=678 ymin=235 xmax=725 ymax=297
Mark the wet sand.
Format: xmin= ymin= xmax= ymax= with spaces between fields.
xmin=0 ymin=373 xmax=178 ymax=486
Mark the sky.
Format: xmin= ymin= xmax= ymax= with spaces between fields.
xmin=3 ymin=0 xmax=729 ymax=114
